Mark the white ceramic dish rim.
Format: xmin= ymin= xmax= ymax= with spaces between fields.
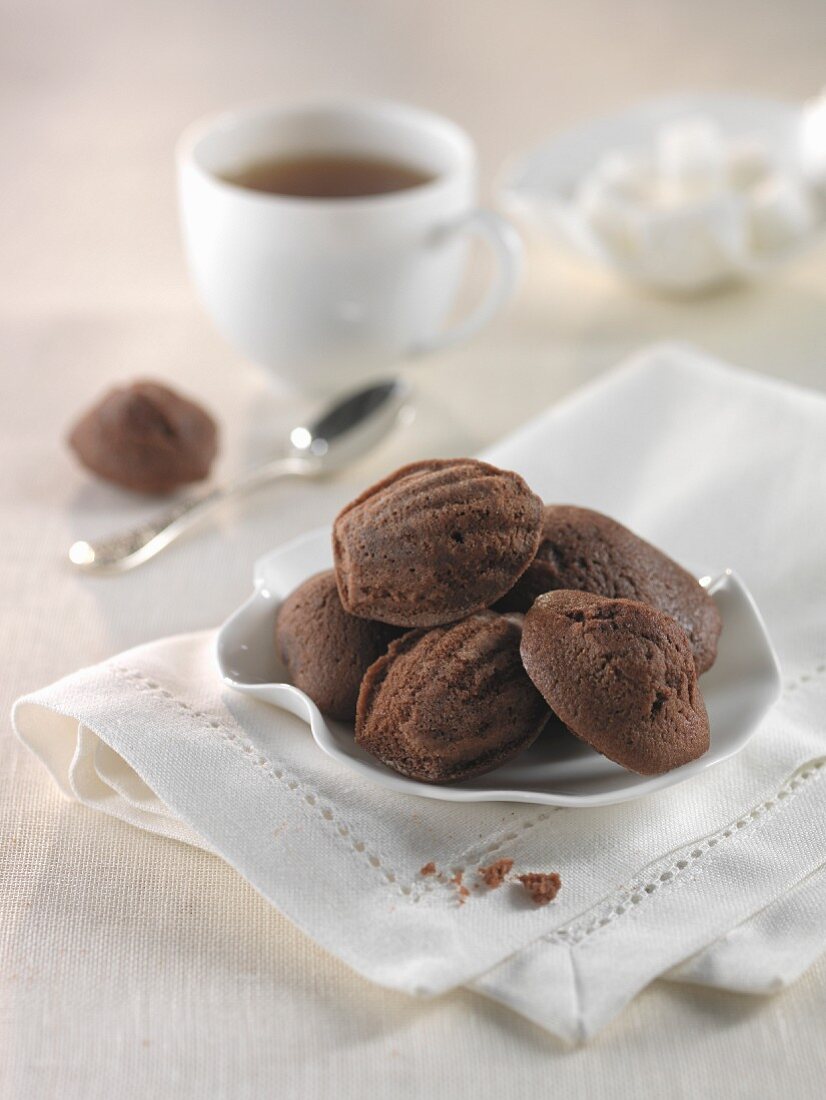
xmin=216 ymin=526 xmax=783 ymax=808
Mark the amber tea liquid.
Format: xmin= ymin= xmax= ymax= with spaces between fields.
xmin=221 ymin=153 xmax=434 ymax=198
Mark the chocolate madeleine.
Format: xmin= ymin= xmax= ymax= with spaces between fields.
xmin=276 ymin=570 xmax=401 ymax=722
xmin=68 ymin=380 xmax=218 ymax=494
xmin=497 ymin=505 xmax=722 ymax=673
xmin=521 ymin=590 xmax=710 ymax=775
xmin=356 ymin=612 xmax=549 ymax=783
xmin=333 ymin=458 xmax=542 ymax=628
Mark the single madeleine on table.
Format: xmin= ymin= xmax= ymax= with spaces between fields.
xmin=68 ymin=380 xmax=218 ymax=494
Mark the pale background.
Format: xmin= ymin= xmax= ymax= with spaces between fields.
xmin=1 ymin=1 xmax=825 ymax=1097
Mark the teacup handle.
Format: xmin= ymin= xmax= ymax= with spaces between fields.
xmin=414 ymin=208 xmax=524 ymax=354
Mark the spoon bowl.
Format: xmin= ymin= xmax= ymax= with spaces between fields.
xmin=286 ymin=378 xmax=411 ymax=468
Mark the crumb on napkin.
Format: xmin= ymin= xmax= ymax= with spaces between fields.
xmin=477 ymin=858 xmax=514 ymax=888
xmin=517 ymin=872 xmax=562 ymax=906
xmin=451 ymin=870 xmax=470 ymax=903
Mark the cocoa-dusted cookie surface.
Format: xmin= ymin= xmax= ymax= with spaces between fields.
xmin=68 ymin=380 xmax=218 ymax=494
xmin=521 ymin=590 xmax=709 ymax=775
xmin=497 ymin=505 xmax=722 ymax=673
xmin=333 ymin=458 xmax=542 ymax=628
xmin=356 ymin=612 xmax=549 ymax=783
xmin=275 ymin=570 xmax=401 ymax=722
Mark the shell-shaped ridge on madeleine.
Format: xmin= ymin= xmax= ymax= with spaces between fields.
xmin=356 ymin=612 xmax=550 ymax=783
xmin=333 ymin=458 xmax=543 ymax=628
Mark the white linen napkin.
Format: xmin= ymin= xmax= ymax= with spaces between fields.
xmin=12 ymin=344 xmax=826 ymax=1041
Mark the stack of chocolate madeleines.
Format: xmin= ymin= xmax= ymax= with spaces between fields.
xmin=274 ymin=458 xmax=722 ymax=784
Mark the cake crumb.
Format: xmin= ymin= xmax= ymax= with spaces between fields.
xmin=447 ymin=870 xmax=470 ymax=904
xmin=517 ymin=872 xmax=562 ymax=906
xmin=419 ymin=861 xmax=437 ymax=876
xmin=477 ymin=858 xmax=513 ymax=889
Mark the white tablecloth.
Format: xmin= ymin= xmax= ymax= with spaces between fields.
xmin=3 ymin=1 xmax=826 ymax=1096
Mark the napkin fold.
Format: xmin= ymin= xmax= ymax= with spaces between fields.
xmin=13 ymin=344 xmax=826 ymax=1041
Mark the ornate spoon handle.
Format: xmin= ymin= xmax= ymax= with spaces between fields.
xmin=69 ymin=456 xmax=311 ymax=574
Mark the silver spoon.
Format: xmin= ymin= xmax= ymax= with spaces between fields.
xmin=69 ymin=377 xmax=411 ymax=574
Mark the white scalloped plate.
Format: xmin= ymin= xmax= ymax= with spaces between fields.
xmin=216 ymin=526 xmax=782 ymax=807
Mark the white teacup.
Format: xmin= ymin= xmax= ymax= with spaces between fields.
xmin=177 ymin=99 xmax=523 ymax=393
